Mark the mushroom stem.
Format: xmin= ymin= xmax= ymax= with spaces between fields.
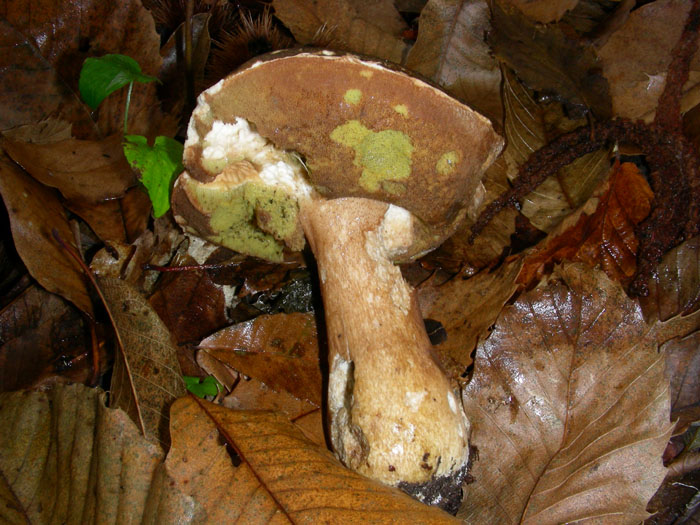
xmin=299 ymin=197 xmax=470 ymax=510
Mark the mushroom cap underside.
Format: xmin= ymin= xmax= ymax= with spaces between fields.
xmin=184 ymin=49 xmax=503 ymax=230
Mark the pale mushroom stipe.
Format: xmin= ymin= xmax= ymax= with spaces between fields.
xmin=172 ymin=49 xmax=503 ymax=512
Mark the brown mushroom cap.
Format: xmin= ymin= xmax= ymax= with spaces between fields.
xmin=182 ymin=49 xmax=502 ymax=257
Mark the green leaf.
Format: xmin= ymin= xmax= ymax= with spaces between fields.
xmin=123 ymin=135 xmax=183 ymax=217
xmin=79 ymin=54 xmax=157 ymax=110
xmin=184 ymin=376 xmax=223 ymax=398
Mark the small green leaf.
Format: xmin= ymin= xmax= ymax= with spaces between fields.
xmin=184 ymin=376 xmax=224 ymax=398
xmin=123 ymin=135 xmax=183 ymax=217
xmin=79 ymin=54 xmax=158 ymax=110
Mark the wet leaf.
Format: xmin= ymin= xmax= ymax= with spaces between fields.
xmin=640 ymin=236 xmax=700 ymax=323
xmin=598 ymin=0 xmax=700 ymax=122
xmin=272 ymin=0 xmax=410 ymax=64
xmin=518 ymin=162 xmax=653 ymax=288
xmin=2 ymin=134 xmax=136 ymax=203
xmin=489 ymin=0 xmax=611 ymax=119
xmin=194 ymin=399 xmax=460 ymax=523
xmin=0 ymin=155 xmax=93 ymax=316
xmin=0 ymin=383 xmax=163 ymax=524
xmin=664 ymin=331 xmax=700 ymax=432
xmin=0 ymin=285 xmax=90 ymax=392
xmin=199 ymin=312 xmax=323 ymax=407
xmin=417 ymin=258 xmax=522 ymax=378
xmin=405 ymin=0 xmax=502 ymax=124
xmin=460 ymin=263 xmax=673 ymax=523
xmin=0 ymin=0 xmax=164 ymax=138
xmin=99 ymin=276 xmax=187 ymax=447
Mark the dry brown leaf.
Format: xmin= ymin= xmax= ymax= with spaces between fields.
xmin=199 ymin=312 xmax=323 ymax=407
xmin=459 ymin=263 xmax=673 ymax=523
xmin=272 ymin=0 xmax=410 ymax=63
xmin=194 ymin=399 xmax=461 ymax=523
xmin=404 ymin=0 xmax=503 ymax=124
xmin=0 ymin=383 xmax=163 ymax=524
xmin=99 ymin=276 xmax=187 ymax=448
xmin=505 ymin=0 xmax=579 ymax=24
xmin=2 ymin=135 xmax=136 ymax=203
xmin=0 ymin=0 xmax=164 ymax=138
xmin=664 ymin=331 xmax=700 ymax=432
xmin=417 ymin=258 xmax=522 ymax=378
xmin=517 ymin=162 xmax=654 ymax=288
xmin=0 ymin=155 xmax=93 ymax=316
xmin=0 ymin=285 xmax=91 ymax=392
xmin=598 ymin=0 xmax=700 ymax=122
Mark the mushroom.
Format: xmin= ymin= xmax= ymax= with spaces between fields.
xmin=172 ymin=49 xmax=502 ymax=511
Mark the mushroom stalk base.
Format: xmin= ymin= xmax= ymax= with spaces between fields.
xmin=299 ymin=197 xmax=470 ymax=510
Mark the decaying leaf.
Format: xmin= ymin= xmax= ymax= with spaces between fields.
xmin=272 ymin=0 xmax=410 ymax=63
xmin=199 ymin=312 xmax=323 ymax=407
xmin=99 ymin=276 xmax=186 ymax=447
xmin=639 ymin=236 xmax=700 ymax=323
xmin=501 ymin=67 xmax=611 ymax=232
xmin=417 ymin=258 xmax=522 ymax=377
xmin=0 ymin=0 xmax=164 ymax=138
xmin=460 ymin=263 xmax=672 ymax=523
xmin=0 ymin=383 xmax=163 ymax=524
xmin=505 ymin=0 xmax=579 ymax=24
xmin=598 ymin=0 xmax=700 ymax=122
xmin=194 ymin=398 xmax=460 ymax=523
xmin=517 ymin=161 xmax=654 ymax=288
xmin=405 ymin=0 xmax=502 ymax=124
xmin=0 ymin=285 xmax=91 ymax=392
xmin=489 ymin=0 xmax=611 ymax=119
xmin=664 ymin=331 xmax=700 ymax=432
xmin=0 ymin=155 xmax=93 ymax=316
xmin=2 ymin=135 xmax=136 ymax=203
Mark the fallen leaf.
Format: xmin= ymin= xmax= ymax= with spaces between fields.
xmin=640 ymin=236 xmax=700 ymax=323
xmin=664 ymin=331 xmax=700 ymax=432
xmin=404 ymin=0 xmax=503 ymax=124
xmin=598 ymin=0 xmax=700 ymax=122
xmin=0 ymin=0 xmax=164 ymax=138
xmin=199 ymin=312 xmax=323 ymax=407
xmin=99 ymin=276 xmax=187 ymax=447
xmin=0 ymin=383 xmax=163 ymax=524
xmin=489 ymin=0 xmax=612 ymax=119
xmin=195 ymin=399 xmax=460 ymax=523
xmin=0 ymin=285 xmax=90 ymax=392
xmin=505 ymin=0 xmax=579 ymax=24
xmin=501 ymin=67 xmax=611 ymax=232
xmin=0 ymin=155 xmax=93 ymax=316
xmin=459 ymin=263 xmax=673 ymax=523
xmin=2 ymin=134 xmax=136 ymax=203
xmin=518 ymin=162 xmax=653 ymax=288
xmin=417 ymin=258 xmax=522 ymax=378
xmin=272 ymin=0 xmax=410 ymax=64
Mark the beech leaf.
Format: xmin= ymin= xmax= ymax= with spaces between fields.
xmin=272 ymin=0 xmax=410 ymax=64
xmin=0 ymin=383 xmax=163 ymax=524
xmin=460 ymin=263 xmax=673 ymax=523
xmin=199 ymin=312 xmax=323 ymax=407
xmin=0 ymin=155 xmax=93 ymax=316
xmin=193 ymin=398 xmax=460 ymax=523
xmin=405 ymin=0 xmax=503 ymax=123
xmin=98 ymin=276 xmax=187 ymax=447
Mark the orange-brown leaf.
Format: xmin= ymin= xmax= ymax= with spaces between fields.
xmin=518 ymin=161 xmax=653 ymax=287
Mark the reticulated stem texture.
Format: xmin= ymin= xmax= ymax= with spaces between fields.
xmin=299 ymin=197 xmax=470 ymax=503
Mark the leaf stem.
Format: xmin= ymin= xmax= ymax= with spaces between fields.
xmin=124 ymin=81 xmax=134 ymax=135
